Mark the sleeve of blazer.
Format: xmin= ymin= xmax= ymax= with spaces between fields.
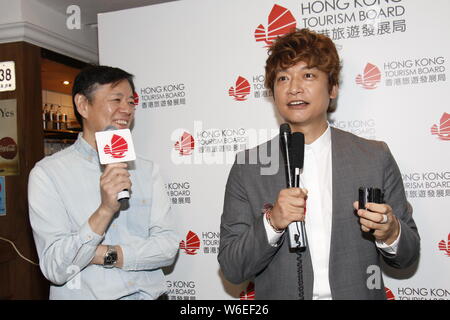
xmin=378 ymin=142 xmax=420 ymax=268
xmin=218 ymin=158 xmax=281 ymax=284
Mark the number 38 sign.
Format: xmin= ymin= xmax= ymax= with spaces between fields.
xmin=0 ymin=61 xmax=16 ymax=92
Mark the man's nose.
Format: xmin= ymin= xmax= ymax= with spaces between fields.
xmin=288 ymin=78 xmax=304 ymax=95
xmin=119 ymin=100 xmax=134 ymax=114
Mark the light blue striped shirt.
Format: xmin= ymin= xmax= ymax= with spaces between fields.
xmin=28 ymin=134 xmax=179 ymax=299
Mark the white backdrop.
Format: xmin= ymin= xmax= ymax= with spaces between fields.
xmin=99 ymin=0 xmax=450 ymax=300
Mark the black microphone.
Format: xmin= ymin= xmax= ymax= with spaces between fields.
xmin=280 ymin=123 xmax=307 ymax=249
xmin=280 ymin=123 xmax=292 ymax=187
xmin=103 ymin=125 xmax=130 ymax=205
xmin=290 ymin=132 xmax=307 ymax=249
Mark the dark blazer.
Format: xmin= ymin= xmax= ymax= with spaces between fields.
xmin=218 ymin=127 xmax=420 ymax=299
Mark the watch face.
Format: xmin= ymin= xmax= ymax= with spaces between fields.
xmin=105 ymin=254 xmax=115 ymax=264
xmin=104 ymin=248 xmax=118 ymax=266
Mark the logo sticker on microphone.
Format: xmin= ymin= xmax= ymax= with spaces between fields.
xmin=95 ymin=128 xmax=136 ymax=164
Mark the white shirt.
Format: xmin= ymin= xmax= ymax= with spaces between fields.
xmin=28 ymin=134 xmax=180 ymax=299
xmin=264 ymin=125 xmax=400 ymax=299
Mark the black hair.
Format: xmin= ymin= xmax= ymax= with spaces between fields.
xmin=72 ymin=65 xmax=135 ymax=128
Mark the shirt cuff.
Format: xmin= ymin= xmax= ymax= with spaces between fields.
xmin=79 ymin=220 xmax=104 ymax=246
xmin=119 ymin=244 xmax=137 ymax=271
xmin=375 ymin=221 xmax=402 ymax=255
xmin=263 ymin=215 xmax=284 ymax=247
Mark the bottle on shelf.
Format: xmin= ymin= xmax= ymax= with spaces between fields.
xmin=42 ymin=103 xmax=49 ymax=130
xmin=55 ymin=105 xmax=62 ymax=130
xmin=61 ymin=113 xmax=68 ymax=130
xmin=49 ymin=104 xmax=56 ymax=130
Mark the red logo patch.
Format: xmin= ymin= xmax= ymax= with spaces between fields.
xmin=255 ymin=4 xmax=296 ymax=47
xmin=103 ymin=134 xmax=128 ymax=159
xmin=438 ymin=233 xmax=450 ymax=257
xmin=175 ymin=132 xmax=195 ymax=156
xmin=431 ymin=113 xmax=450 ymax=141
xmin=240 ymin=282 xmax=255 ymax=300
xmin=356 ymin=63 xmax=382 ymax=89
xmin=385 ymin=287 xmax=395 ymax=300
xmin=229 ymin=76 xmax=251 ymax=101
xmin=180 ymin=231 xmax=200 ymax=255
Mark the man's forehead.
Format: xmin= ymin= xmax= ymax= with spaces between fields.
xmin=92 ymin=80 xmax=133 ymax=96
xmin=276 ymin=62 xmax=318 ymax=73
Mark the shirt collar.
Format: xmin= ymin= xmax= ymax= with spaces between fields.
xmin=305 ymin=124 xmax=331 ymax=155
xmin=74 ymin=132 xmax=100 ymax=165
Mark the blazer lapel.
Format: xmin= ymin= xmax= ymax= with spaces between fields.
xmin=329 ymin=127 xmax=356 ymax=296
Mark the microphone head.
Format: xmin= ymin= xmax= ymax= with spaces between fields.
xmin=280 ymin=123 xmax=291 ymax=135
xmin=291 ymin=132 xmax=305 ymax=169
xmin=103 ymin=125 xmax=118 ymax=132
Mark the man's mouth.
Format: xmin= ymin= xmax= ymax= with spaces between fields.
xmin=287 ymin=100 xmax=309 ymax=107
xmin=113 ymin=119 xmax=129 ymax=127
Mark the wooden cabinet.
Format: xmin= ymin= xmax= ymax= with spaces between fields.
xmin=0 ymin=44 xmax=85 ymax=299
xmin=0 ymin=42 xmax=49 ymax=299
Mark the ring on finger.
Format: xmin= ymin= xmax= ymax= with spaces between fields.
xmin=380 ymin=214 xmax=388 ymax=224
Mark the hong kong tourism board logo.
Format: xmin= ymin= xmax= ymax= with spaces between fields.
xmin=438 ymin=233 xmax=450 ymax=257
xmin=402 ymin=171 xmax=450 ymax=200
xmin=431 ymin=113 xmax=450 ymax=141
xmin=393 ymin=287 xmax=450 ymax=300
xmin=255 ymin=2 xmax=410 ymax=48
xmin=299 ymin=0 xmax=408 ymax=42
xmin=138 ymin=83 xmax=187 ymax=109
xmin=355 ymin=63 xmax=381 ymax=90
xmin=228 ymin=76 xmax=251 ymax=101
xmin=228 ymin=75 xmax=271 ymax=101
xmin=174 ymin=131 xmax=195 ymax=156
xmin=179 ymin=230 xmax=220 ymax=255
xmin=254 ymin=4 xmax=296 ymax=47
xmin=167 ymin=280 xmax=197 ymax=300
xmin=170 ymin=123 xmax=250 ymax=165
xmin=356 ymin=57 xmax=447 ymax=90
xmin=179 ymin=231 xmax=200 ymax=255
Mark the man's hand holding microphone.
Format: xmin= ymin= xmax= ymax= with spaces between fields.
xmin=88 ymin=126 xmax=136 ymax=268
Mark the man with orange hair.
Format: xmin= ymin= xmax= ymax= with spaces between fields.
xmin=218 ymin=29 xmax=420 ymax=300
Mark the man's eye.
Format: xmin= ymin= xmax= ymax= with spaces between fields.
xmin=277 ymin=75 xmax=288 ymax=81
xmin=305 ymin=73 xmax=315 ymax=79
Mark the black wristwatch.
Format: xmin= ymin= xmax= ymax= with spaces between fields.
xmin=103 ymin=245 xmax=118 ymax=268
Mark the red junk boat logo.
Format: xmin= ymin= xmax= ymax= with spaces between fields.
xmin=431 ymin=113 xmax=450 ymax=141
xmin=438 ymin=233 xmax=450 ymax=257
xmin=228 ymin=76 xmax=251 ymax=101
xmin=385 ymin=287 xmax=395 ymax=300
xmin=255 ymin=4 xmax=296 ymax=47
xmin=133 ymin=92 xmax=139 ymax=107
xmin=104 ymin=134 xmax=128 ymax=159
xmin=356 ymin=63 xmax=382 ymax=89
xmin=179 ymin=231 xmax=200 ymax=255
xmin=0 ymin=137 xmax=18 ymax=160
xmin=174 ymin=132 xmax=195 ymax=156
xmin=240 ymin=282 xmax=255 ymax=300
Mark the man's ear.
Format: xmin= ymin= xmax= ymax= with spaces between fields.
xmin=330 ymin=84 xmax=339 ymax=100
xmin=75 ymin=93 xmax=89 ymax=120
